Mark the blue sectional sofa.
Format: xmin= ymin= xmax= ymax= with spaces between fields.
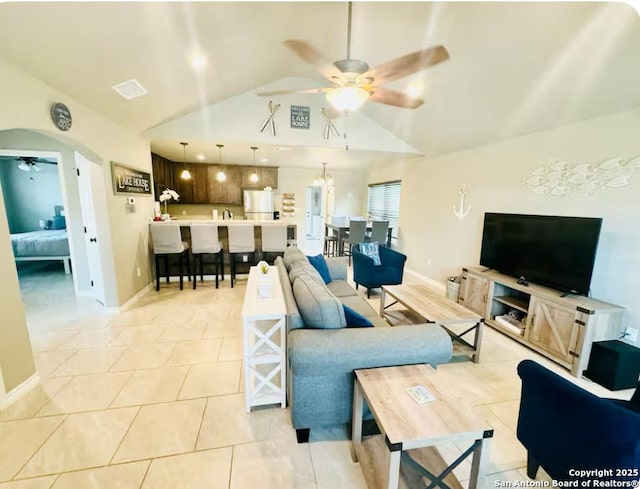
xmin=275 ymin=247 xmax=453 ymax=442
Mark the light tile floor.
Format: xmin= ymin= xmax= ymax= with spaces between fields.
xmin=0 ymin=262 xmax=633 ymax=489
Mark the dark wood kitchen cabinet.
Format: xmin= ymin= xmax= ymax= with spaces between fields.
xmin=207 ymin=166 xmax=242 ymax=205
xmin=173 ymin=165 xmax=194 ymax=203
xmin=191 ymin=166 xmax=209 ymax=204
xmin=240 ymin=166 xmax=278 ymax=189
xmin=151 ymin=153 xmax=174 ymax=198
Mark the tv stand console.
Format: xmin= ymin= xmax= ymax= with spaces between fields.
xmin=460 ymin=267 xmax=623 ymax=378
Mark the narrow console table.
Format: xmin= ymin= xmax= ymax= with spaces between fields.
xmin=242 ymin=266 xmax=287 ymax=412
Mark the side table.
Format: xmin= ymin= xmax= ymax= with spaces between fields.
xmin=241 ymin=266 xmax=287 ymax=412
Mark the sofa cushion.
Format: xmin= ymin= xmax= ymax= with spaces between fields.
xmin=292 ymin=274 xmax=346 ymax=329
xmin=359 ymin=241 xmax=382 ymax=266
xmin=307 ymin=254 xmax=332 ymax=284
xmin=283 ymin=246 xmax=307 ymax=271
xmin=343 ymin=304 xmax=374 ymax=328
xmin=275 ymin=257 xmax=304 ymax=330
xmin=327 ymin=280 xmax=358 ymax=298
xmin=288 ymin=260 xmax=324 ymax=286
xmin=340 ymin=295 xmax=379 ymax=318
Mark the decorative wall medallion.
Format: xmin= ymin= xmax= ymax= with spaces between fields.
xmin=524 ymin=157 xmax=640 ymax=199
xmin=50 ymin=102 xmax=72 ymax=131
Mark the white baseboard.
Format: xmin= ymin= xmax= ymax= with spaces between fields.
xmin=0 ymin=373 xmax=41 ymax=411
xmin=108 ymin=281 xmax=154 ymax=313
xmin=404 ymin=267 xmax=446 ymax=292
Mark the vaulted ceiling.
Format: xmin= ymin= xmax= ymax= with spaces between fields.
xmin=1 ymin=2 xmax=639 ymax=167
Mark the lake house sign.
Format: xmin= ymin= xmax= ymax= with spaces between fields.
xmin=111 ymin=162 xmax=152 ymax=195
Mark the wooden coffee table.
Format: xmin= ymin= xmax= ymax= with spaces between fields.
xmin=380 ymin=284 xmax=484 ymax=363
xmin=351 ymin=364 xmax=493 ymax=489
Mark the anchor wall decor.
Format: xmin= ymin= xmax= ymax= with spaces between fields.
xmin=453 ymin=185 xmax=471 ymax=220
xmin=260 ymin=100 xmax=280 ymax=136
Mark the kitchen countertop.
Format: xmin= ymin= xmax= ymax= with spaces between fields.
xmin=150 ymin=219 xmax=296 ymax=226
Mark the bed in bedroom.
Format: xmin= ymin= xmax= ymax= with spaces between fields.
xmin=11 ymin=229 xmax=71 ymax=274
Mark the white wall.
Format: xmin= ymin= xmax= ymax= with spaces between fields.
xmin=274 ymin=166 xmax=367 ymax=248
xmin=367 ymin=109 xmax=640 ymax=346
xmin=0 ymin=59 xmax=154 ymax=306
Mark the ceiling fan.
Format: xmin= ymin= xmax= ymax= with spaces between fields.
xmin=258 ymin=2 xmax=449 ymax=111
xmin=16 ymin=156 xmax=57 ymax=172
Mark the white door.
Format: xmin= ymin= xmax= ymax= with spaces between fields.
xmin=74 ymin=153 xmax=105 ymax=304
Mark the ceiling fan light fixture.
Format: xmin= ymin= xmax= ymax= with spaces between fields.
xmin=18 ymin=162 xmax=30 ymax=172
xmin=326 ymin=87 xmax=369 ymax=112
xmin=32 ymin=164 xmax=41 ymax=172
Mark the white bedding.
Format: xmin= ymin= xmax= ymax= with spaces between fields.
xmin=10 ymin=230 xmax=70 ymax=257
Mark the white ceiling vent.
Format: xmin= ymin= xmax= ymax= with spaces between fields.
xmin=111 ymin=79 xmax=148 ymax=100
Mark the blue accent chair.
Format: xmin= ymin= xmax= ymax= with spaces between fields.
xmin=516 ymin=360 xmax=640 ymax=482
xmin=352 ymin=244 xmax=407 ymax=298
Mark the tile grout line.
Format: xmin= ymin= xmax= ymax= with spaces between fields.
xmin=137 ymin=459 xmax=153 ymax=489
xmin=107 ymin=370 xmax=136 ymax=409
xmin=227 ymin=446 xmax=235 ymax=489
xmin=10 ymin=414 xmax=68 ymax=481
xmin=175 ymin=364 xmax=192 ymax=401
xmin=108 ymin=405 xmax=142 ymax=466
xmin=192 ymin=397 xmax=208 ymax=452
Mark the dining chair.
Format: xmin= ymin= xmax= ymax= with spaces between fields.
xmin=228 ymin=225 xmax=256 ymax=287
xmin=150 ymin=223 xmax=191 ymax=291
xmin=261 ymin=224 xmax=288 ymax=264
xmin=367 ymin=220 xmax=390 ymax=246
xmin=190 ymin=223 xmax=223 ymax=289
xmin=341 ymin=219 xmax=367 ymax=265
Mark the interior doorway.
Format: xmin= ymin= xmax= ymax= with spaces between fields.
xmin=74 ymin=152 xmax=106 ymax=305
xmin=305 ymin=185 xmax=323 ymax=240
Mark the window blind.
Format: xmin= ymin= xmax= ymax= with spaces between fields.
xmin=367 ymin=181 xmax=401 ymax=239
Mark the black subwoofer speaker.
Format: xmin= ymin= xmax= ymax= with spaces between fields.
xmin=584 ymin=340 xmax=640 ymax=391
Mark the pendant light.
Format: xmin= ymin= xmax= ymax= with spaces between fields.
xmin=216 ymin=144 xmax=226 ymax=182
xmin=249 ymin=146 xmax=259 ymax=184
xmin=179 ymin=142 xmax=191 ymax=180
xmin=313 ymin=162 xmax=334 ymax=186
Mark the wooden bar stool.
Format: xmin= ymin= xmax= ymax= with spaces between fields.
xmin=150 ymin=223 xmax=191 ymax=291
xmin=190 ymin=223 xmax=223 ymax=289
xmin=261 ymin=224 xmax=288 ymax=264
xmin=227 ymin=225 xmax=255 ymax=288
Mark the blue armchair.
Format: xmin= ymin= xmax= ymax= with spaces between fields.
xmin=352 ymin=244 xmax=407 ymax=298
xmin=517 ymin=360 xmax=640 ymax=483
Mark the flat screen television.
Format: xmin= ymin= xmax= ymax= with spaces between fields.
xmin=479 ymin=213 xmax=602 ymax=295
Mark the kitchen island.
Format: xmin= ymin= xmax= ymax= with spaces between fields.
xmin=149 ymin=219 xmax=297 ymax=280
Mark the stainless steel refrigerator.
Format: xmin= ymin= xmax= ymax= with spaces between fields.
xmin=243 ymin=190 xmax=274 ymax=221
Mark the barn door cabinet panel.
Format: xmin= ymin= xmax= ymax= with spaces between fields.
xmin=463 ymin=267 xmax=623 ymax=377
xmin=459 ymin=269 xmax=489 ymax=317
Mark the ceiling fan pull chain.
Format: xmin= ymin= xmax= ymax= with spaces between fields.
xmin=344 ymin=111 xmax=350 ymax=151
xmin=346 ymin=1 xmax=353 ymax=60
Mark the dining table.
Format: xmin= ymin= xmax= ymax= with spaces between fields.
xmin=325 ymin=222 xmax=393 ymax=256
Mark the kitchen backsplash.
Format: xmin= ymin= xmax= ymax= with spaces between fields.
xmin=167 ymin=204 xmax=244 ymax=219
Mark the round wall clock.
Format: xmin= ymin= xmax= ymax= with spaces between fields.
xmin=50 ymin=103 xmax=72 ymax=131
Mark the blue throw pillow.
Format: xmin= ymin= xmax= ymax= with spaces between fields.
xmin=359 ymin=242 xmax=381 ymax=266
xmin=343 ymin=304 xmax=374 ymax=328
xmin=307 ymin=254 xmax=332 ymax=284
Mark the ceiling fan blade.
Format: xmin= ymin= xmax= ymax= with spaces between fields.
xmin=283 ymin=40 xmax=344 ymax=82
xmin=362 ymin=45 xmax=449 ymax=86
xmin=369 ymin=87 xmax=424 ymax=109
xmin=256 ymin=87 xmax=332 ymax=97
